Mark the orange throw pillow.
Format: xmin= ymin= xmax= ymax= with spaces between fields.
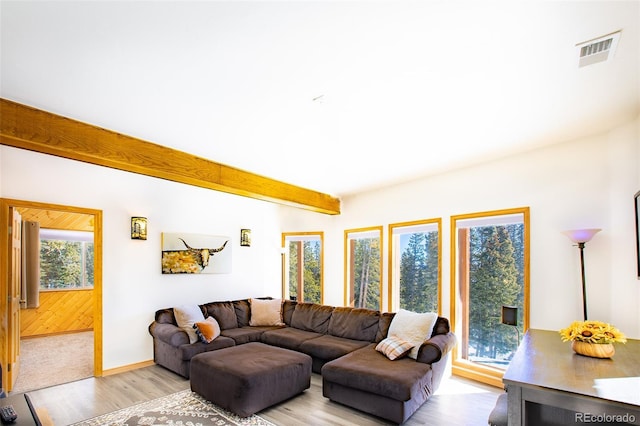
xmin=193 ymin=317 xmax=221 ymax=343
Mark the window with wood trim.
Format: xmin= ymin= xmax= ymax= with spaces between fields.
xmin=388 ymin=219 xmax=441 ymax=313
xmin=344 ymin=227 xmax=382 ymax=310
xmin=40 ymin=229 xmax=94 ymax=290
xmin=282 ymin=232 xmax=323 ymax=303
xmin=451 ymin=208 xmax=529 ymax=387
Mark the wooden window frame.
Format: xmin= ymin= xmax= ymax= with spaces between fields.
xmin=344 ymin=226 xmax=383 ymax=309
xmin=450 ymin=207 xmax=530 ymax=388
xmin=281 ymin=232 xmax=324 ymax=304
xmin=387 ymin=218 xmax=442 ymax=313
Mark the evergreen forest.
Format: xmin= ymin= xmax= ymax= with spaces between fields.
xmin=467 ymin=224 xmax=524 ymax=367
xmin=40 ymin=239 xmax=94 ymax=289
xmin=288 ymin=240 xmax=322 ymax=303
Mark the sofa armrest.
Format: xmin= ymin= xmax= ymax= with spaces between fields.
xmin=149 ymin=321 xmax=190 ymax=346
xmin=416 ymin=332 xmax=457 ymax=365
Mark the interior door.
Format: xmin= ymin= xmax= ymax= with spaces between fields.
xmin=7 ymin=207 xmax=22 ymax=391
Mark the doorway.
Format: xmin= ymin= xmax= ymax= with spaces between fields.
xmin=0 ymin=198 xmax=103 ymax=393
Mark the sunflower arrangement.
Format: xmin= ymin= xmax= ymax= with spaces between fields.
xmin=559 ymin=320 xmax=627 ymax=344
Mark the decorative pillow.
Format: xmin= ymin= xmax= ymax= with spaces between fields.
xmin=249 ymin=298 xmax=284 ymax=326
xmin=193 ymin=317 xmax=221 ymax=343
xmin=173 ymin=305 xmax=205 ymax=344
xmin=375 ymin=336 xmax=414 ymax=360
xmin=387 ymin=309 xmax=438 ymax=359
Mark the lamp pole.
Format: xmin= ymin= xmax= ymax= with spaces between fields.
xmin=577 ymin=242 xmax=588 ymax=320
xmin=562 ymin=228 xmax=600 ymax=322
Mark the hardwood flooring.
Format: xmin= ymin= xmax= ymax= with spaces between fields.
xmin=25 ymin=364 xmax=501 ymax=425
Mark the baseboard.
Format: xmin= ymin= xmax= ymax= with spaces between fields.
xmin=102 ymin=360 xmax=155 ymax=376
xmin=21 ymin=329 xmax=94 ymax=339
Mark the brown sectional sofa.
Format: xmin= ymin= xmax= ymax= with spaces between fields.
xmin=148 ymin=298 xmax=457 ymax=424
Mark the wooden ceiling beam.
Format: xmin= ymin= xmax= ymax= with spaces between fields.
xmin=0 ymin=98 xmax=340 ymax=215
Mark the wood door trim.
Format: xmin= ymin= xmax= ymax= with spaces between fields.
xmin=0 ymin=198 xmax=103 ymax=384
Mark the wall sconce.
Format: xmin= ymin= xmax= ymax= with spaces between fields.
xmin=240 ymin=229 xmax=251 ymax=247
xmin=562 ymin=228 xmax=601 ymax=320
xmin=131 ymin=217 xmax=148 ymax=240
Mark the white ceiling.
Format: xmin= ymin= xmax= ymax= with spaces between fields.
xmin=1 ymin=1 xmax=638 ymax=197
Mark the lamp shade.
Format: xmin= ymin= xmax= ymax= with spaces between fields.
xmin=562 ymin=229 xmax=601 ymax=244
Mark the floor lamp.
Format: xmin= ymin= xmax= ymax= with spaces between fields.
xmin=562 ymin=228 xmax=601 ymax=321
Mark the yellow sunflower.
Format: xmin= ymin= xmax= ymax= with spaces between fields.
xmin=559 ymin=320 xmax=626 ymax=344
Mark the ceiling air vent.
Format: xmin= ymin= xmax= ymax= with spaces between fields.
xmin=576 ymin=30 xmax=621 ymax=67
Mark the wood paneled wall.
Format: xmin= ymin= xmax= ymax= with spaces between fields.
xmin=20 ymin=290 xmax=94 ymax=337
xmin=16 ymin=206 xmax=95 ymax=337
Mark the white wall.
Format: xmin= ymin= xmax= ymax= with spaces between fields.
xmin=0 ymin=147 xmax=283 ymax=370
xmin=2 ymin=116 xmax=638 ymax=372
xmin=279 ymin=117 xmax=640 ymax=339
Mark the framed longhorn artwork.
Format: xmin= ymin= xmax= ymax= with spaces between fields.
xmin=161 ymin=233 xmax=231 ymax=274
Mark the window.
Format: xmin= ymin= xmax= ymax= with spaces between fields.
xmin=451 ymin=208 xmax=529 ymax=387
xmin=282 ymin=232 xmax=323 ymax=303
xmin=40 ymin=229 xmax=94 ymax=290
xmin=344 ymin=227 xmax=382 ymax=310
xmin=389 ymin=219 xmax=441 ymax=313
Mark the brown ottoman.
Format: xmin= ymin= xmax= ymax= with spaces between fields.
xmin=190 ymin=342 xmax=312 ymax=417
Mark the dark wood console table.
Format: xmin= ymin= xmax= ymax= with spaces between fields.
xmin=502 ymin=329 xmax=640 ymax=426
xmin=0 ymin=393 xmax=42 ymax=425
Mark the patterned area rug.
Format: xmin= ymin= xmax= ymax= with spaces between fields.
xmin=69 ymin=389 xmax=276 ymax=426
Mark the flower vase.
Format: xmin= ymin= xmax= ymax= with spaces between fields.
xmin=571 ymin=341 xmax=615 ymax=358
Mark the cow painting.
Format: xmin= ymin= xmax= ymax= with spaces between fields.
xmin=161 ymin=233 xmax=231 ymax=274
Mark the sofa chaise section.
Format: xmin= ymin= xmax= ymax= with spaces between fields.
xmin=321 ymin=318 xmax=457 ymax=424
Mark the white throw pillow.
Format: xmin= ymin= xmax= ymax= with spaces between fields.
xmin=387 ymin=309 xmax=438 ymax=359
xmin=249 ymin=298 xmax=284 ymax=326
xmin=174 ymin=304 xmax=205 ymax=344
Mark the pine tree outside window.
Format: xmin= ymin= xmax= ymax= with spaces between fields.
xmin=40 ymin=229 xmax=94 ymax=290
xmin=451 ymin=208 xmax=529 ymax=387
xmin=388 ymin=219 xmax=441 ymax=313
xmin=344 ymin=227 xmax=382 ymax=310
xmin=282 ymin=232 xmax=323 ymax=304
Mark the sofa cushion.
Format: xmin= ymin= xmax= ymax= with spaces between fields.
xmin=298 ymin=334 xmax=370 ymax=361
xmin=203 ymin=301 xmax=239 ymax=330
xmin=321 ymin=344 xmax=433 ymax=402
xmin=375 ymin=336 xmax=413 ymax=360
xmin=261 ymin=327 xmax=323 ymax=351
xmin=194 ymin=317 xmax=221 ymax=343
xmin=233 ymin=299 xmax=251 ymax=327
xmin=282 ymin=300 xmax=297 ymax=325
xmin=328 ymin=307 xmax=379 ymax=342
xmin=388 ymin=309 xmax=438 ymax=359
xmin=375 ymin=312 xmax=395 ymax=343
xmin=290 ymin=303 xmax=334 ymax=334
xmin=174 ymin=305 xmax=206 ymax=344
xmin=179 ymin=336 xmax=236 ymax=361
xmin=222 ymin=326 xmax=282 ymax=345
xmin=249 ymin=298 xmax=284 ymax=326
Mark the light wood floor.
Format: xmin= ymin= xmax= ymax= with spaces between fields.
xmin=25 ymin=364 xmax=501 ymax=425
